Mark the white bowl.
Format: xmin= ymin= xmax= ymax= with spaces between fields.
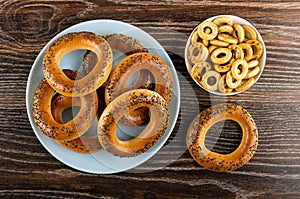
xmin=185 ymin=15 xmax=266 ymax=96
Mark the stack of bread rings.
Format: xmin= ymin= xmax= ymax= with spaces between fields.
xmin=187 ymin=16 xmax=264 ymax=94
xmin=33 ymin=31 xmax=173 ymax=157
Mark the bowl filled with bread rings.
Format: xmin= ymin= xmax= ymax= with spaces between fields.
xmin=26 ymin=20 xmax=180 ymax=174
xmin=185 ymin=15 xmax=266 ymax=95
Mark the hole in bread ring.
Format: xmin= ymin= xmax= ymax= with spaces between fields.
xmin=210 ymin=48 xmax=232 ymax=65
xmin=186 ymin=103 xmax=258 ymax=172
xmin=98 ymin=89 xmax=169 ymax=157
xmin=231 ymin=59 xmax=249 ymax=80
xmin=201 ymin=70 xmax=221 ymax=91
xmin=43 ymin=32 xmax=112 ymax=97
xmin=105 ymin=53 xmax=173 ymax=126
xmin=51 ymin=93 xmax=102 ymax=154
xmin=33 ymin=70 xmax=98 ymax=140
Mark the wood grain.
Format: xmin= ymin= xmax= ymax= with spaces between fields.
xmin=0 ymin=0 xmax=300 ymax=198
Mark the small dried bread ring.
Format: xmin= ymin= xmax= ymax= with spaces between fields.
xmin=213 ymin=17 xmax=233 ymax=27
xmin=210 ymin=39 xmax=229 ymax=47
xmin=201 ymin=70 xmax=221 ymax=91
xmin=214 ymin=58 xmax=235 ymax=73
xmin=246 ymin=66 xmax=260 ymax=79
xmin=233 ymin=24 xmax=245 ymax=43
xmin=208 ymin=45 xmax=218 ymax=54
xmin=33 ymin=70 xmax=98 ymax=140
xmin=218 ymin=74 xmax=233 ymax=94
xmin=243 ymin=25 xmax=257 ymax=41
xmin=43 ymin=32 xmax=112 ymax=97
xmin=191 ymin=29 xmax=201 ymax=43
xmin=210 ymin=48 xmax=232 ymax=65
xmin=217 ymin=34 xmax=238 ymax=45
xmin=226 ymin=71 xmax=242 ymax=89
xmin=186 ymin=103 xmax=258 ymax=172
xmin=191 ymin=62 xmax=212 ymax=82
xmin=197 ymin=21 xmax=218 ymax=40
xmin=105 ymin=53 xmax=173 ymax=126
xmin=51 ymin=94 xmax=102 ymax=154
xmin=188 ymin=42 xmax=209 ymax=64
xmin=219 ymin=25 xmax=234 ymax=35
xmin=239 ymin=43 xmax=253 ymax=61
xmin=98 ymin=89 xmax=169 ymax=157
xmin=248 ymin=60 xmax=259 ymax=68
xmin=235 ymin=78 xmax=255 ymax=92
xmin=231 ymin=59 xmax=249 ymax=80
xmin=246 ymin=39 xmax=264 ymax=60
xmin=228 ymin=45 xmax=244 ymax=59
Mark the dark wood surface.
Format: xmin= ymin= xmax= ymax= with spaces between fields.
xmin=1 ymin=0 xmax=300 ymax=198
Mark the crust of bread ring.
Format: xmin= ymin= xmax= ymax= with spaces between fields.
xmin=33 ymin=69 xmax=98 ymax=140
xmin=98 ymin=89 xmax=169 ymax=157
xmin=105 ymin=53 xmax=172 ymax=126
xmin=51 ymin=93 xmax=102 ymax=154
xmin=43 ymin=32 xmax=112 ymax=97
xmin=197 ymin=21 xmax=218 ymax=40
xmin=186 ymin=103 xmax=258 ymax=172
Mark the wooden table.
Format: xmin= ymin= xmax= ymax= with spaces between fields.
xmin=1 ymin=0 xmax=299 ymax=198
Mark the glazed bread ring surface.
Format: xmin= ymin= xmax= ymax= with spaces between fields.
xmin=43 ymin=32 xmax=112 ymax=97
xmin=98 ymin=89 xmax=169 ymax=157
xmin=33 ymin=70 xmax=98 ymax=140
xmin=105 ymin=52 xmax=173 ymax=125
xmin=51 ymin=93 xmax=102 ymax=154
xmin=186 ymin=103 xmax=258 ymax=172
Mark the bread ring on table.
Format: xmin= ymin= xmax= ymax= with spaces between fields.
xmin=51 ymin=93 xmax=102 ymax=154
xmin=197 ymin=21 xmax=218 ymax=40
xmin=210 ymin=47 xmax=232 ymax=65
xmin=186 ymin=103 xmax=258 ymax=172
xmin=231 ymin=59 xmax=249 ymax=80
xmin=33 ymin=69 xmax=98 ymax=140
xmin=43 ymin=32 xmax=112 ymax=97
xmin=105 ymin=52 xmax=173 ymax=126
xmin=98 ymin=89 xmax=169 ymax=157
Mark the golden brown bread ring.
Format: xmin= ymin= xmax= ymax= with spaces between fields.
xmin=51 ymin=93 xmax=102 ymax=154
xmin=186 ymin=103 xmax=258 ymax=172
xmin=197 ymin=21 xmax=218 ymax=40
xmin=33 ymin=69 xmax=98 ymax=140
xmin=43 ymin=32 xmax=112 ymax=97
xmin=105 ymin=53 xmax=172 ymax=126
xmin=82 ymin=33 xmax=149 ymax=74
xmin=231 ymin=59 xmax=249 ymax=80
xmin=98 ymin=89 xmax=169 ymax=157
